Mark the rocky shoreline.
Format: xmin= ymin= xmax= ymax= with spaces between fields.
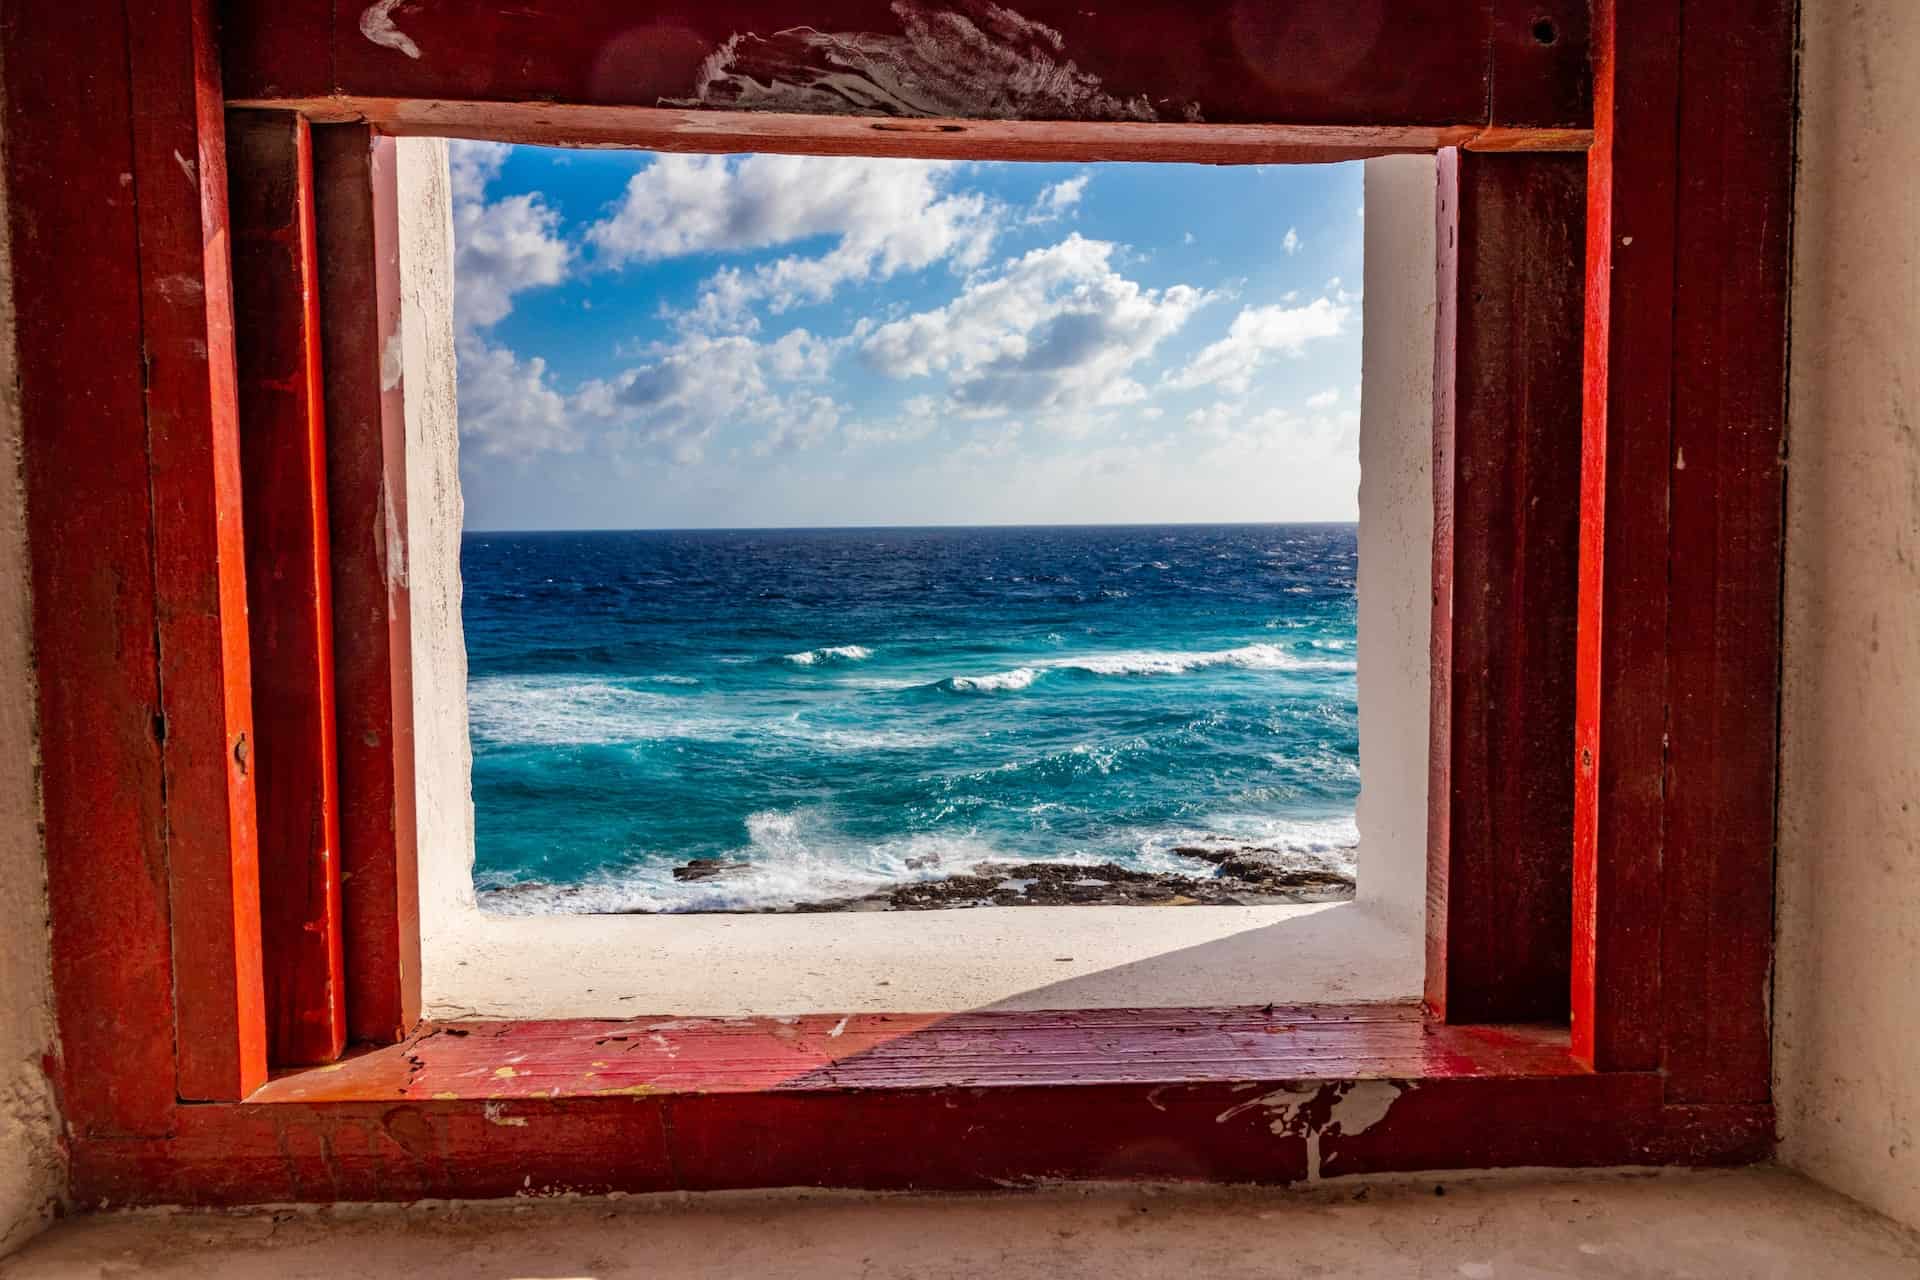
xmin=663 ymin=842 xmax=1355 ymax=912
xmin=481 ymin=842 xmax=1357 ymax=915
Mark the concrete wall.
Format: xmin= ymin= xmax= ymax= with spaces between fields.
xmin=0 ymin=64 xmax=62 ymax=1257
xmin=1356 ymin=155 xmax=1435 ymax=937
xmin=395 ymin=137 xmax=478 ymax=947
xmin=1774 ymin=0 xmax=1920 ymax=1234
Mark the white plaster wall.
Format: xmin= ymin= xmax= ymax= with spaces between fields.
xmin=1774 ymin=0 xmax=1920 ymax=1234
xmin=0 ymin=63 xmax=62 ymax=1256
xmin=395 ymin=136 xmax=478 ymax=947
xmin=1355 ymin=155 xmax=1435 ymax=938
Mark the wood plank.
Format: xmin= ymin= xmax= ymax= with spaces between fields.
xmin=1489 ymin=0 xmax=1593 ymax=129
xmin=0 ymin=0 xmax=180 ymax=1135
xmin=128 ymin=0 xmax=269 ymax=1102
xmin=252 ymin=1006 xmax=1585 ymax=1105
xmin=1426 ymin=148 xmax=1584 ymax=1024
xmin=1659 ymin=0 xmax=1795 ymax=1106
xmin=66 ymin=1007 xmax=1769 ymax=1206
xmin=227 ymin=110 xmax=349 ymax=1067
xmin=312 ymin=126 xmax=422 ymax=1046
xmin=221 ymin=0 xmax=1590 ymax=134
xmin=259 ymin=101 xmax=1508 ymax=163
xmin=1571 ymin=0 xmax=1682 ymax=1073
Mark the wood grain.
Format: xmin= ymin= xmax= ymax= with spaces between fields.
xmin=228 ymin=109 xmax=349 ymax=1067
xmin=312 ymin=127 xmax=422 ymax=1046
xmin=128 ymin=0 xmax=269 ymax=1102
xmin=1427 ymin=148 xmax=1584 ymax=1024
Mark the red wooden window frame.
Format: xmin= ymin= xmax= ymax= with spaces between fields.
xmin=2 ymin=0 xmax=1792 ymax=1202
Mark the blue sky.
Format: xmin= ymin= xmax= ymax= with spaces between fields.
xmin=450 ymin=144 xmax=1362 ymax=531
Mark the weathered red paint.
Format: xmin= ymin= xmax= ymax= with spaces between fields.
xmin=312 ymin=127 xmax=422 ymax=1046
xmin=1571 ymin=0 xmax=1682 ymax=1073
xmin=11 ymin=0 xmax=1796 ymax=1208
xmin=1 ymin=0 xmax=182 ymax=1136
xmin=228 ymin=109 xmax=349 ymax=1067
xmin=1427 ymin=148 xmax=1584 ymax=1024
xmin=1659 ymin=0 xmax=1794 ymax=1106
xmin=1572 ymin=0 xmax=1795 ymax=1091
xmin=256 ymin=1005 xmax=1584 ymax=1104
xmin=221 ymin=0 xmax=1589 ymax=139
xmin=66 ymin=1006 xmax=1769 ymax=1205
xmin=128 ymin=0 xmax=271 ymax=1103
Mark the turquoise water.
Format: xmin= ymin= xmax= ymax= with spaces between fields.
xmin=464 ymin=523 xmax=1358 ymax=912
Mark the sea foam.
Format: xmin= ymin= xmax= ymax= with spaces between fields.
xmin=784 ymin=644 xmax=874 ymax=666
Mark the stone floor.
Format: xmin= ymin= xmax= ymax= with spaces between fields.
xmin=6 ymin=1166 xmax=1917 ymax=1278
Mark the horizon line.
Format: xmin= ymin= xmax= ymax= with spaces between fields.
xmin=462 ymin=518 xmax=1361 ymax=536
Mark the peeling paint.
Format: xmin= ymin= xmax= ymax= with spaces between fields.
xmin=155 ymin=273 xmax=203 ymax=303
xmin=828 ymin=1016 xmax=850 ymax=1038
xmin=483 ymin=1101 xmax=528 ymax=1127
xmin=380 ymin=328 xmax=405 ymax=392
xmin=360 ymin=0 xmax=422 ymax=60
xmin=1214 ymin=1080 xmax=1417 ymax=1182
xmin=666 ymin=1 xmax=1176 ymax=123
xmin=172 ymin=149 xmax=197 ymax=188
xmin=380 ymin=477 xmax=409 ymax=592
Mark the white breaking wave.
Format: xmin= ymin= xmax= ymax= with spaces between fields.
xmin=479 ymin=808 xmax=1006 ymax=915
xmin=785 ymin=644 xmax=874 ymax=666
xmin=476 ymin=806 xmax=1362 ymax=916
xmin=468 ymin=674 xmax=947 ymax=751
xmin=946 ymin=666 xmax=1041 ymax=693
xmin=940 ymin=642 xmax=1352 ymax=692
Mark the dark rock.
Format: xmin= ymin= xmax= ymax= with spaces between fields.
xmin=672 ymin=858 xmax=754 ymax=882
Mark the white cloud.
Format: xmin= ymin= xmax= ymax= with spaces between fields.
xmin=448 ymin=141 xmax=580 ymax=460
xmin=587 ymin=154 xmax=1000 ymax=326
xmin=1025 ymin=173 xmax=1089 ymax=224
xmin=448 ymin=140 xmax=511 ymax=204
xmin=449 ymin=141 xmax=573 ymax=333
xmin=1282 ymin=226 xmax=1302 ymax=255
xmin=456 ymin=336 xmax=578 ymax=458
xmin=575 ymin=330 xmax=847 ymax=465
xmin=862 ymin=234 xmax=1213 ymax=419
xmin=455 ymin=193 xmax=573 ymax=331
xmin=1306 ymin=387 xmax=1341 ymax=409
xmin=1167 ymin=296 xmax=1351 ymax=395
xmin=1183 ymin=231 xmax=1195 ymax=245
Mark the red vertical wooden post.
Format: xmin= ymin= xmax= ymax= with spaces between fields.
xmin=1570 ymin=0 xmax=1682 ymax=1073
xmin=313 ymin=127 xmax=422 ymax=1045
xmin=1658 ymin=0 xmax=1794 ymax=1106
xmin=228 ymin=110 xmax=349 ymax=1066
xmin=128 ymin=0 xmax=270 ymax=1101
xmin=2 ymin=0 xmax=182 ymax=1133
xmin=1427 ymin=147 xmax=1584 ymax=1024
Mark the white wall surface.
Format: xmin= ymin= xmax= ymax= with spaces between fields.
xmin=1355 ymin=155 xmax=1435 ymax=938
xmin=0 ymin=62 xmax=62 ymax=1257
xmin=396 ymin=137 xmax=479 ymax=949
xmin=1774 ymin=0 xmax=1920 ymax=1234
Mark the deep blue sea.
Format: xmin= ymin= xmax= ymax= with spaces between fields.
xmin=463 ymin=524 xmax=1359 ymax=913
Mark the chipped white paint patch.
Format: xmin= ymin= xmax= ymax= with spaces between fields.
xmin=172 ymin=149 xmax=197 ymax=188
xmin=646 ymin=1032 xmax=679 ymax=1057
xmin=155 ymin=273 xmax=204 ymax=303
xmin=828 ymin=1015 xmax=850 ymax=1038
xmin=1457 ymin=1265 xmax=1495 ymax=1279
xmin=667 ymin=0 xmax=1176 ymax=123
xmin=1214 ymin=1080 xmax=1417 ymax=1182
xmin=380 ymin=477 xmax=410 ymax=592
xmin=360 ymin=0 xmax=422 ymax=59
xmin=380 ymin=328 xmax=405 ymax=392
xmin=483 ymin=1101 xmax=527 ymax=1127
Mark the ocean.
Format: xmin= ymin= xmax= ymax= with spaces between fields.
xmin=464 ymin=523 xmax=1359 ymax=913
